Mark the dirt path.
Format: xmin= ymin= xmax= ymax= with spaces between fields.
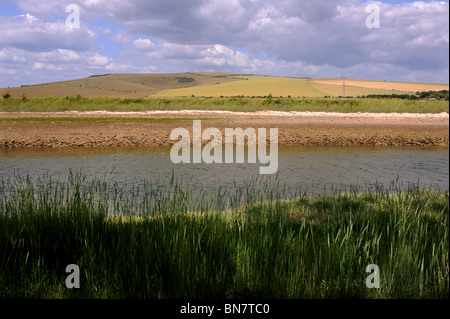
xmin=0 ymin=111 xmax=448 ymax=148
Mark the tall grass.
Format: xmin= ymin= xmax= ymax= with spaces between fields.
xmin=0 ymin=172 xmax=448 ymax=298
xmin=0 ymin=96 xmax=448 ymax=113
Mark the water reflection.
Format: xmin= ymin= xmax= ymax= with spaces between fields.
xmin=0 ymin=146 xmax=448 ymax=195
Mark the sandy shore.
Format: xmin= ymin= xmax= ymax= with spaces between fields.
xmin=0 ymin=111 xmax=448 ymax=148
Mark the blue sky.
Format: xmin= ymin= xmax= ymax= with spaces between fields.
xmin=0 ymin=0 xmax=448 ymax=87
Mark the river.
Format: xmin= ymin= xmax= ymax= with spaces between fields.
xmin=0 ymin=146 xmax=447 ymax=196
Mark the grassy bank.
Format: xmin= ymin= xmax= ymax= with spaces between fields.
xmin=0 ymin=96 xmax=448 ymax=113
xmin=0 ymin=173 xmax=448 ymax=298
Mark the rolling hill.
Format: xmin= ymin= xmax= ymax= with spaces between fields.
xmin=0 ymin=73 xmax=239 ymax=99
xmin=1 ymin=72 xmax=448 ymax=99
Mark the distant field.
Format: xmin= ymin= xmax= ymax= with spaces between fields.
xmin=309 ymin=82 xmax=412 ymax=97
xmin=1 ymin=73 xmax=448 ymax=99
xmin=154 ymin=76 xmax=325 ymax=98
xmin=152 ymin=75 xmax=446 ymax=98
xmin=313 ymin=78 xmax=449 ymax=93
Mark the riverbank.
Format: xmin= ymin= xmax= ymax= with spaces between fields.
xmin=0 ymin=111 xmax=448 ymax=148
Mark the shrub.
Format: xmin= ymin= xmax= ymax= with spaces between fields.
xmin=176 ymin=77 xmax=195 ymax=83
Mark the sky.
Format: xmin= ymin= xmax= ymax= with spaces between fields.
xmin=0 ymin=0 xmax=448 ymax=88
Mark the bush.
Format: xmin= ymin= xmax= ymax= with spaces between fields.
xmin=176 ymin=77 xmax=195 ymax=83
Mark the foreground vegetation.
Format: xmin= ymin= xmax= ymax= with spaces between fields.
xmin=0 ymin=96 xmax=448 ymax=113
xmin=0 ymin=173 xmax=448 ymax=298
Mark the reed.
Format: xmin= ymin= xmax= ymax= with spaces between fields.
xmin=0 ymin=172 xmax=448 ymax=298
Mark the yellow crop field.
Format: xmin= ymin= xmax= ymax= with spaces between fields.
xmin=151 ymin=75 xmax=438 ymax=98
xmin=153 ymin=76 xmax=326 ymax=98
xmin=310 ymin=82 xmax=413 ymax=97
xmin=313 ymin=78 xmax=449 ymax=93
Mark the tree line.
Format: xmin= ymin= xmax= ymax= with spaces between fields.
xmin=361 ymin=90 xmax=449 ymax=101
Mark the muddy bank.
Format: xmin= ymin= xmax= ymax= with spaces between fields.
xmin=0 ymin=111 xmax=448 ymax=148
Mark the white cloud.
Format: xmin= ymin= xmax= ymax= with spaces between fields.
xmin=111 ymin=29 xmax=133 ymax=45
xmin=0 ymin=48 xmax=27 ymax=63
xmin=0 ymin=14 xmax=97 ymax=52
xmin=12 ymin=0 xmax=68 ymax=19
xmin=134 ymin=38 xmax=156 ymax=51
xmin=0 ymin=47 xmax=112 ymax=86
xmin=86 ymin=53 xmax=111 ymax=66
xmin=105 ymin=62 xmax=132 ymax=72
xmin=41 ymin=49 xmax=81 ymax=63
xmin=31 ymin=62 xmax=45 ymax=70
xmin=74 ymin=0 xmax=449 ymax=72
xmin=0 ymin=0 xmax=448 ymax=87
xmin=31 ymin=62 xmax=61 ymax=71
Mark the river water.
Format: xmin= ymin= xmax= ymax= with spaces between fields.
xmin=0 ymin=146 xmax=448 ymax=196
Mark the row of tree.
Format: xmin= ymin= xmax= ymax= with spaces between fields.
xmin=361 ymin=90 xmax=449 ymax=101
xmin=416 ymin=90 xmax=449 ymax=100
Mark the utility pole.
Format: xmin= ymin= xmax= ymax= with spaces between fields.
xmin=85 ymin=77 xmax=89 ymax=98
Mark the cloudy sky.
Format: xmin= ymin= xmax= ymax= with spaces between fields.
xmin=0 ymin=0 xmax=448 ymax=87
